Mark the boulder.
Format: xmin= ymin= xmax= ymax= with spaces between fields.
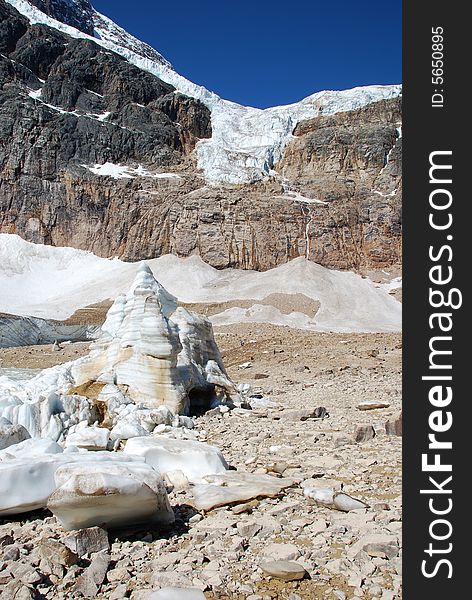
xmin=190 ymin=472 xmax=295 ymax=511
xmin=354 ymin=425 xmax=376 ymax=443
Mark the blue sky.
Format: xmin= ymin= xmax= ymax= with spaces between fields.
xmin=92 ymin=0 xmax=401 ymax=109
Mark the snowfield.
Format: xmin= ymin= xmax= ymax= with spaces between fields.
xmin=6 ymin=0 xmax=401 ymax=184
xmin=0 ymin=235 xmax=401 ymax=333
xmin=81 ymin=163 xmax=182 ymax=179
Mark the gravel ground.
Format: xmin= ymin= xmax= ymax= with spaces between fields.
xmin=0 ymin=324 xmax=402 ymax=600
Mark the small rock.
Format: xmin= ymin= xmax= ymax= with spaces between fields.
xmin=236 ymin=521 xmax=262 ymax=538
xmin=151 ymin=571 xmax=194 ymax=589
xmin=357 ymin=401 xmax=390 ymax=411
xmin=107 ymin=566 xmax=131 ymax=582
xmin=73 ymin=550 xmax=110 ymax=597
xmin=39 ymin=538 xmax=79 ymax=567
xmin=309 ymin=519 xmax=327 ymax=535
xmin=164 ymin=469 xmax=189 ymax=492
xmin=232 ymin=500 xmax=260 ymax=515
xmin=354 ymin=425 xmax=376 ymax=443
xmin=177 ymin=416 xmax=195 ymax=429
xmin=262 ymin=543 xmax=300 ymax=561
xmin=63 ymin=527 xmax=110 ymax=557
xmin=2 ymin=544 xmax=20 ymax=561
xmin=110 ymin=584 xmax=129 ymax=599
xmin=0 ymin=532 xmax=13 ymax=548
xmin=6 ymin=584 xmax=34 ymax=600
xmin=333 ymin=434 xmax=354 ymax=448
xmin=363 ymin=543 xmax=399 ymax=559
xmin=277 ymin=409 xmax=318 ymax=421
xmin=373 ymin=502 xmax=391 ymax=511
xmin=260 ymin=560 xmax=307 ymax=581
xmin=266 ymin=462 xmax=287 ymax=475
xmin=385 ymin=412 xmax=402 ymax=436
xmin=188 ymin=514 xmax=203 ymax=524
xmin=10 ymin=562 xmax=42 ymax=585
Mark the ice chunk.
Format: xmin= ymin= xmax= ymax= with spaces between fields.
xmin=48 ymin=461 xmax=174 ymax=530
xmin=65 ymin=426 xmax=110 ymax=450
xmin=0 ymin=437 xmax=62 ymax=461
xmin=0 ymin=450 xmax=145 ymax=516
xmin=124 ymin=436 xmax=228 ymax=483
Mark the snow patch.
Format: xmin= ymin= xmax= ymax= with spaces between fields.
xmin=277 ymin=191 xmax=328 ymax=205
xmin=0 ymin=235 xmax=401 ymax=333
xmin=82 ymin=163 xmax=182 ymax=179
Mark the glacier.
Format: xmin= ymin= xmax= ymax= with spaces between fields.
xmin=5 ymin=0 xmax=402 ymax=184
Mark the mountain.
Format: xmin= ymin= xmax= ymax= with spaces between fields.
xmin=0 ymin=0 xmax=402 ymax=271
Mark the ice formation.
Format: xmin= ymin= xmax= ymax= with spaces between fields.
xmin=0 ymin=264 xmax=235 ymax=442
xmin=71 ymin=263 xmax=234 ymax=416
xmin=0 ymin=315 xmax=96 ymax=348
xmin=0 ymin=257 xmax=304 ymax=522
xmin=6 ymin=0 xmax=402 ymax=184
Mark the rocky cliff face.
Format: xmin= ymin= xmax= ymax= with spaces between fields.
xmin=0 ymin=0 xmax=402 ymax=272
xmin=277 ymin=98 xmax=402 ymax=269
